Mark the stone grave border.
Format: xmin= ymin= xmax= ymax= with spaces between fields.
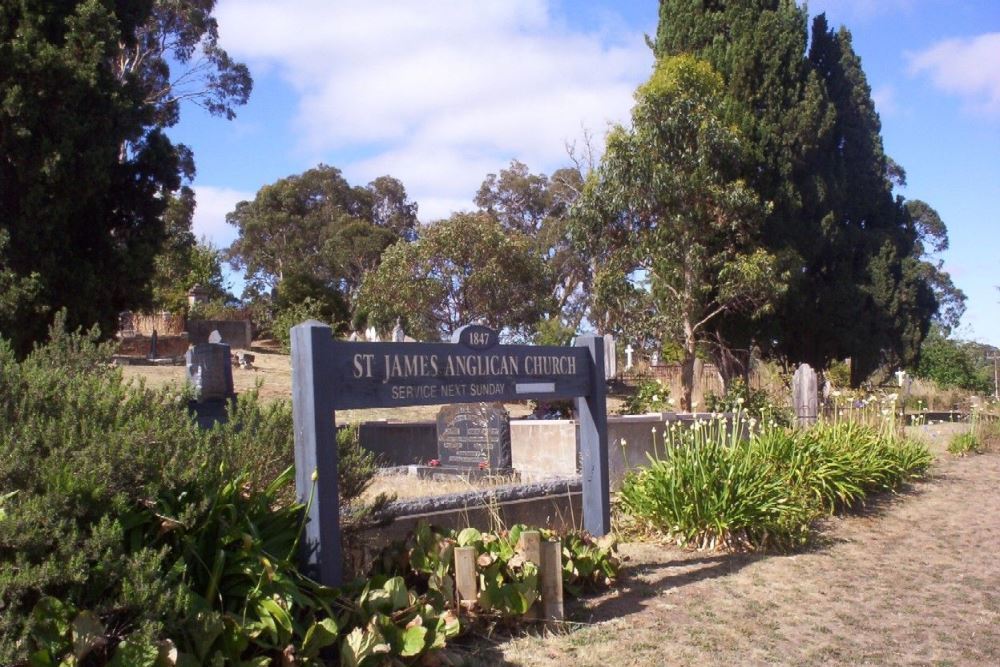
xmin=291 ymin=321 xmax=609 ymax=586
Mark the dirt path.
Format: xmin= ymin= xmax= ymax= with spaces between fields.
xmin=472 ymin=424 xmax=999 ymax=666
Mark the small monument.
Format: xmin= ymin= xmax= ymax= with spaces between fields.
xmin=186 ymin=342 xmax=234 ymax=402
xmin=792 ymin=362 xmax=819 ymax=427
xmin=625 ymin=344 xmax=634 ymax=371
xmin=603 ymin=333 xmax=616 ymax=379
xmin=433 ymin=403 xmax=512 ymax=477
xmin=208 ymin=329 xmax=223 ymax=344
xmin=392 ymin=318 xmax=405 ymax=343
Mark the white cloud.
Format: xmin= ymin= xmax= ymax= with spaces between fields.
xmin=908 ymin=32 xmax=1000 ymax=115
xmin=871 ymin=84 xmax=899 ymax=117
xmin=192 ymin=186 xmax=254 ymax=249
xmin=215 ymin=0 xmax=651 ymax=220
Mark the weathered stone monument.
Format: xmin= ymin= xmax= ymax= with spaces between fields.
xmin=435 ymin=403 xmax=512 ymax=476
xmin=792 ymin=362 xmax=819 ymax=427
xmin=186 ymin=342 xmax=234 ymax=401
xmin=603 ymin=334 xmax=616 ymax=379
xmin=208 ymin=329 xmax=223 ymax=344
xmin=625 ymin=344 xmax=634 ymax=371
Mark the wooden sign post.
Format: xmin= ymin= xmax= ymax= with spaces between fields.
xmin=291 ymin=321 xmax=609 ymax=586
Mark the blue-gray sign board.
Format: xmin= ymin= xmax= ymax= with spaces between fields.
xmin=291 ymin=322 xmax=609 ymax=587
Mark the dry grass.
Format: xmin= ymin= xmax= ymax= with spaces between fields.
xmin=458 ymin=423 xmax=1000 ymax=666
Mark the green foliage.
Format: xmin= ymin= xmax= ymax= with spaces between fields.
xmin=0 ymin=314 xmax=367 ymax=665
xmin=225 ymin=165 xmax=416 ymax=318
xmin=0 ymin=0 xmax=249 ymax=355
xmin=915 ymin=327 xmax=993 ymax=393
xmin=476 ymin=161 xmax=592 ymax=332
xmin=1 ymin=314 xmax=622 ymax=665
xmin=619 ymin=420 xmax=931 ymax=551
xmin=272 ymin=297 xmax=333 ymax=353
xmin=355 ymin=212 xmax=554 ymax=341
xmin=705 ymin=378 xmax=790 ymax=427
xmin=948 ymin=432 xmax=981 ymax=457
xmin=574 ymin=55 xmax=782 ymax=409
xmin=654 ymin=2 xmax=955 ymax=382
xmin=621 ymin=378 xmax=672 ymax=415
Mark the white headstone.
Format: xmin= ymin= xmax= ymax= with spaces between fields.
xmin=651 ymin=351 xmax=659 ymax=367
xmin=625 ymin=344 xmax=634 ymax=371
xmin=603 ymin=334 xmax=617 ymax=379
xmin=792 ymin=363 xmax=819 ymax=427
xmin=895 ymin=370 xmax=907 ymax=387
xmin=348 ymin=332 xmax=360 ymax=342
xmin=365 ymin=326 xmax=380 ymax=342
xmin=208 ymin=329 xmax=222 ymax=344
xmin=392 ymin=319 xmax=405 ymax=342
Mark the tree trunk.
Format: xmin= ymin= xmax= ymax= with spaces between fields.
xmin=681 ymin=324 xmax=696 ymax=412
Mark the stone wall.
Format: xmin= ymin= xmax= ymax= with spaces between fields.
xmin=116 ymin=333 xmax=189 ymax=358
xmin=346 ymin=478 xmax=582 ymax=575
xmin=186 ymin=320 xmax=252 ymax=349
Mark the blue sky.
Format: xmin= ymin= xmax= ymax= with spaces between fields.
xmin=170 ymin=0 xmax=999 ymax=346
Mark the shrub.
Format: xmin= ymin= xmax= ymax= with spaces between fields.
xmin=621 ymin=377 xmax=672 ymax=414
xmin=705 ymin=377 xmax=791 ymax=426
xmin=619 ymin=420 xmax=931 ymax=551
xmin=272 ymin=297 xmax=332 ymax=353
xmin=947 ymin=431 xmax=980 ymax=456
xmin=0 ymin=315 xmax=374 ymax=664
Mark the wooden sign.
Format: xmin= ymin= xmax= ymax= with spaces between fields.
xmin=291 ymin=322 xmax=609 ymax=587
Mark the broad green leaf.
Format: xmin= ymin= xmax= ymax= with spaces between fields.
xmin=301 ymin=618 xmax=340 ymax=659
xmin=400 ymin=626 xmax=428 ymax=657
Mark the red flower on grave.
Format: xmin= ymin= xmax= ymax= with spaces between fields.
xmin=478 ymin=462 xmax=488 ymax=470
xmin=429 ymin=459 xmax=440 ymax=467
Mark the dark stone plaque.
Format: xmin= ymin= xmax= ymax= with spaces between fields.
xmin=436 ymin=403 xmax=512 ymax=473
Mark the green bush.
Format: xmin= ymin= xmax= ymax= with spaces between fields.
xmin=272 ymin=297 xmax=333 ymax=353
xmin=1 ymin=314 xmax=621 ymax=665
xmin=947 ymin=431 xmax=980 ymax=456
xmin=705 ymin=377 xmax=790 ymax=427
xmin=621 ymin=377 xmax=672 ymax=414
xmin=619 ymin=421 xmax=931 ymax=551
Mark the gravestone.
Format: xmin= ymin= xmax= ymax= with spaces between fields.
xmin=625 ymin=344 xmax=634 ymax=370
xmin=792 ymin=363 xmax=819 ymax=427
xmin=603 ymin=334 xmax=616 ymax=379
xmin=392 ymin=319 xmax=405 ymax=342
xmin=186 ymin=342 xmax=234 ymax=401
xmin=435 ymin=403 xmax=512 ymax=474
xmin=208 ymin=329 xmax=223 ymax=344
xmin=148 ymin=329 xmax=158 ymax=359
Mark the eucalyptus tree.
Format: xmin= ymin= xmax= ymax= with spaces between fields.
xmin=226 ymin=166 xmax=418 ymax=329
xmin=575 ymin=56 xmax=783 ymax=409
xmin=476 ymin=161 xmax=592 ymax=332
xmin=354 ymin=212 xmax=553 ymax=341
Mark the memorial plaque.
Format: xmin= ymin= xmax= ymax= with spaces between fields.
xmin=436 ymin=403 xmax=512 ymax=473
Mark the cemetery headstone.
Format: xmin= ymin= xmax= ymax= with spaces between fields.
xmin=392 ymin=318 xmax=405 ymax=342
xmin=365 ymin=326 xmax=380 ymax=342
xmin=651 ymin=351 xmax=659 ymax=367
xmin=148 ymin=329 xmax=158 ymax=359
xmin=435 ymin=403 xmax=512 ymax=475
xmin=895 ymin=370 xmax=907 ymax=387
xmin=186 ymin=343 xmax=234 ymax=401
xmin=625 ymin=344 xmax=634 ymax=371
xmin=208 ymin=329 xmax=222 ymax=344
xmin=792 ymin=362 xmax=819 ymax=427
xmin=603 ymin=333 xmax=616 ymax=379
